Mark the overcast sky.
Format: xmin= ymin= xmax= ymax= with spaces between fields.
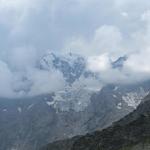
xmin=0 ymin=0 xmax=150 ymax=52
xmin=0 ymin=0 xmax=150 ymax=97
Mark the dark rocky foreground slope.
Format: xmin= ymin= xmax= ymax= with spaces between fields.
xmin=41 ymin=94 xmax=150 ymax=150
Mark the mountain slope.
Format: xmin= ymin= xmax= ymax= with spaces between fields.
xmin=0 ymin=52 xmax=150 ymax=150
xmin=42 ymin=94 xmax=150 ymax=150
xmin=1 ymin=81 xmax=150 ymax=150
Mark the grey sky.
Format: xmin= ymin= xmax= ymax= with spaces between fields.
xmin=0 ymin=0 xmax=150 ymax=97
xmin=0 ymin=0 xmax=147 ymax=51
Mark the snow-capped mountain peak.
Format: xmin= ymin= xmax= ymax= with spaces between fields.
xmin=39 ymin=51 xmax=86 ymax=83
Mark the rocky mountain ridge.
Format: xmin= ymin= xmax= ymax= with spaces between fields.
xmin=42 ymin=94 xmax=150 ymax=150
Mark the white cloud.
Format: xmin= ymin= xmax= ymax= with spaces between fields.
xmin=72 ymin=75 xmax=103 ymax=92
xmin=0 ymin=62 xmax=66 ymax=98
xmin=0 ymin=60 xmax=14 ymax=97
xmin=1 ymin=0 xmax=150 ymax=97
xmin=87 ymin=53 xmax=111 ymax=72
xmin=64 ymin=25 xmax=124 ymax=59
xmin=7 ymin=47 xmax=38 ymax=70
xmin=125 ymin=49 xmax=150 ymax=74
xmin=121 ymin=12 xmax=128 ymax=17
xmin=28 ymin=68 xmax=66 ymax=96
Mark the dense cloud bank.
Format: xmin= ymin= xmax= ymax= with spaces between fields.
xmin=0 ymin=0 xmax=150 ymax=97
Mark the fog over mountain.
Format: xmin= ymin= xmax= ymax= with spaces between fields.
xmin=0 ymin=0 xmax=150 ymax=98
xmin=1 ymin=1 xmax=150 ymax=150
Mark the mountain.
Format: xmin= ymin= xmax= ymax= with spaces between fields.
xmin=0 ymin=51 xmax=150 ymax=150
xmin=41 ymin=94 xmax=150 ymax=150
xmin=112 ymin=56 xmax=127 ymax=69
xmin=39 ymin=51 xmax=88 ymax=84
xmin=0 ymin=81 xmax=150 ymax=150
xmin=38 ymin=51 xmax=149 ymax=113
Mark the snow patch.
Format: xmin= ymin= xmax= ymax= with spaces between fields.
xmin=27 ymin=104 xmax=34 ymax=110
xmin=122 ymin=88 xmax=148 ymax=109
xmin=17 ymin=107 xmax=22 ymax=113
xmin=51 ymin=85 xmax=93 ymax=112
xmin=46 ymin=101 xmax=55 ymax=106
xmin=113 ymin=94 xmax=117 ymax=98
xmin=117 ymin=103 xmax=122 ymax=110
xmin=114 ymin=86 xmax=119 ymax=91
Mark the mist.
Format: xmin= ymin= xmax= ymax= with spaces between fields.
xmin=0 ymin=0 xmax=150 ymax=98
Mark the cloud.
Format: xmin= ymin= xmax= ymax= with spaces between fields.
xmin=7 ymin=47 xmax=38 ymax=70
xmin=125 ymin=51 xmax=150 ymax=73
xmin=63 ymin=6 xmax=150 ymax=85
xmin=0 ymin=60 xmax=14 ymax=97
xmin=87 ymin=53 xmax=111 ymax=72
xmin=0 ymin=0 xmax=149 ymax=52
xmin=0 ymin=0 xmax=150 ymax=97
xmin=28 ymin=68 xmax=66 ymax=96
xmin=0 ymin=47 xmax=66 ymax=98
xmin=72 ymin=75 xmax=103 ymax=92
xmin=64 ymin=25 xmax=124 ymax=58
xmin=121 ymin=12 xmax=128 ymax=17
xmin=0 ymin=61 xmax=66 ymax=98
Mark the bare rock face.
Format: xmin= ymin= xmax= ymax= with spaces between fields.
xmin=0 ymin=81 xmax=150 ymax=150
xmin=42 ymin=94 xmax=150 ymax=150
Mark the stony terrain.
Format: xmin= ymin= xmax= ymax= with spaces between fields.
xmin=41 ymin=94 xmax=150 ymax=150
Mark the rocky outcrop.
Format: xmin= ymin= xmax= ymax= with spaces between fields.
xmin=42 ymin=94 xmax=150 ymax=150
